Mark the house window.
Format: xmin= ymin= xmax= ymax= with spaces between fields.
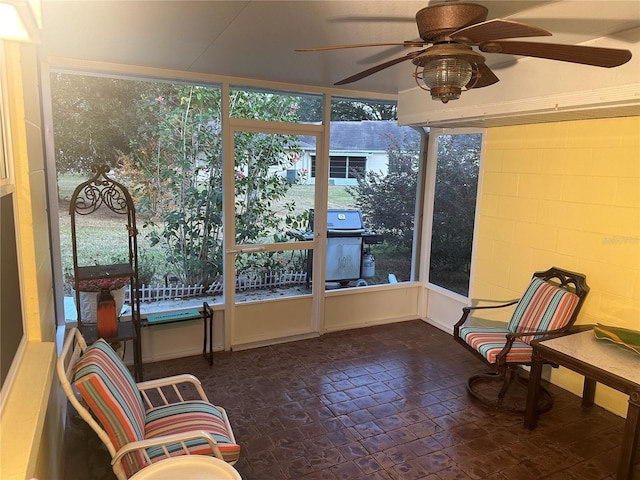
xmin=311 ymin=155 xmax=366 ymax=179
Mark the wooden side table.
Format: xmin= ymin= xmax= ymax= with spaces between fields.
xmin=525 ymin=327 xmax=640 ymax=479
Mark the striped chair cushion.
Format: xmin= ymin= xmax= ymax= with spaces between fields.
xmin=73 ymin=339 xmax=146 ymax=476
xmin=507 ymin=277 xmax=580 ymax=344
xmin=145 ymin=401 xmax=241 ymax=465
xmin=459 ymin=326 xmax=533 ymax=364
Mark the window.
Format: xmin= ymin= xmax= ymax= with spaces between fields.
xmin=1 ymin=192 xmax=25 ymax=391
xmin=50 ymin=74 xmax=325 ymax=310
xmin=50 ymin=73 xmax=226 ymax=313
xmin=0 ymin=45 xmax=27 ymax=408
xmin=428 ymin=132 xmax=482 ymax=296
xmin=311 ymin=155 xmax=366 ymax=179
xmin=323 ymin=97 xmax=423 ymax=288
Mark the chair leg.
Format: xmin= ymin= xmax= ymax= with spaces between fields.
xmin=467 ymin=368 xmax=554 ymax=413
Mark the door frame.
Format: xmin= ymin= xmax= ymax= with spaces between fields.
xmin=223 ymin=113 xmax=328 ymax=348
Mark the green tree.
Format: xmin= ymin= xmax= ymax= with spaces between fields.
xmin=297 ymin=97 xmax=397 ymax=122
xmin=429 ymin=134 xmax=481 ymax=294
xmin=120 ymin=85 xmax=223 ymax=285
xmin=348 ymin=129 xmax=420 ymax=249
xmin=121 ymin=85 xmax=305 ymax=285
xmin=50 ymin=73 xmax=160 ymax=174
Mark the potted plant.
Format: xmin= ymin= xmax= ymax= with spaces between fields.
xmin=72 ymin=277 xmax=128 ymax=324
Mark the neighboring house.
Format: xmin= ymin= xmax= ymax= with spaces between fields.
xmin=293 ymin=121 xmax=420 ymax=185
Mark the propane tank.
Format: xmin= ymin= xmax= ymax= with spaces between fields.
xmin=361 ymin=251 xmax=375 ymax=278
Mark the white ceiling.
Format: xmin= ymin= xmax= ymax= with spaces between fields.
xmin=39 ymin=1 xmax=640 ymax=96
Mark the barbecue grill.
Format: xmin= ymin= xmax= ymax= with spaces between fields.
xmin=289 ymin=209 xmax=382 ymax=286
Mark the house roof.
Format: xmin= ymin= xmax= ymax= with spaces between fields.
xmin=299 ymin=121 xmax=420 ymax=153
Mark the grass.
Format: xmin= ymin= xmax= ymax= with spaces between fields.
xmin=272 ymin=183 xmax=357 ymax=217
xmin=58 ymin=173 xmax=92 ymax=201
xmin=58 ymin=174 xmax=410 ymax=289
xmin=58 ymin=203 xmax=165 ymax=290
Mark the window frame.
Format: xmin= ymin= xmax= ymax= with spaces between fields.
xmin=422 ymin=127 xmax=485 ymax=300
xmin=311 ymin=154 xmax=368 ymax=180
xmin=0 ymin=42 xmax=28 ymax=414
xmin=41 ymin=62 xmax=425 ymax=342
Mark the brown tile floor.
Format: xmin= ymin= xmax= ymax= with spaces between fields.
xmin=64 ymin=320 xmax=640 ymax=479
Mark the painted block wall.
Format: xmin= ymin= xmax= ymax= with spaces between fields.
xmin=476 ymin=116 xmax=640 ymax=416
xmin=0 ymin=42 xmax=63 ymax=480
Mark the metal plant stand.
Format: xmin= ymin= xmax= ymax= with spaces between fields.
xmin=69 ymin=164 xmax=143 ymax=381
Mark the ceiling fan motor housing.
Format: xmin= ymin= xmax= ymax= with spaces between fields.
xmin=415 ymin=2 xmax=488 ymax=41
xmin=412 ymin=44 xmax=485 ymax=67
xmin=412 ymin=44 xmax=486 ymax=103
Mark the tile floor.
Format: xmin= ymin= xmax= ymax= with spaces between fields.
xmin=64 ymin=320 xmax=639 ymax=479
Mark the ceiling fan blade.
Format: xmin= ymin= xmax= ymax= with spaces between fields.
xmin=468 ymin=63 xmax=500 ymax=89
xmin=451 ymin=19 xmax=551 ymax=44
xmin=335 ymin=50 xmax=425 ymax=85
xmin=296 ymin=41 xmax=426 ymax=52
xmin=479 ymin=41 xmax=632 ymax=67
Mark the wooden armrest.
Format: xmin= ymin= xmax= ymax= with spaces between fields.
xmin=137 ymin=374 xmax=209 ymax=408
xmin=111 ymin=430 xmax=224 ymax=467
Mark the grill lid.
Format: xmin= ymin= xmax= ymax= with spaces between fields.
xmin=327 ymin=209 xmax=364 ymax=231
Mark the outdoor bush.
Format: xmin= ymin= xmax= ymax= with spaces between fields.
xmin=348 ymin=129 xmax=420 ymax=250
xmin=428 ymin=133 xmax=481 ymax=295
xmin=118 ymin=85 xmax=309 ymax=286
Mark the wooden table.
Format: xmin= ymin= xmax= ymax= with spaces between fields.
xmin=525 ymin=328 xmax=640 ymax=479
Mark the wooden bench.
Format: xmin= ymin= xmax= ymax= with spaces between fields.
xmin=143 ymin=302 xmax=214 ymax=365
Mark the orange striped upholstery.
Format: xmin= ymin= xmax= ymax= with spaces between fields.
xmin=73 ymin=339 xmax=240 ymax=477
xmin=460 ymin=278 xmax=580 ymax=365
xmin=458 ymin=327 xmax=534 ymax=364
xmin=73 ymin=339 xmax=146 ymax=476
xmin=507 ymin=278 xmax=579 ymax=344
xmin=145 ymin=401 xmax=241 ymax=464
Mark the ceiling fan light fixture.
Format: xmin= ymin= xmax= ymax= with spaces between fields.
xmin=414 ymin=57 xmax=473 ymax=103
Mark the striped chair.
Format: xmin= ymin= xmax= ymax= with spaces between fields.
xmin=454 ymin=267 xmax=589 ymax=411
xmin=57 ymin=328 xmax=240 ymax=480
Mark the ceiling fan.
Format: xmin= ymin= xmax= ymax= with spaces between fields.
xmin=296 ymin=1 xmax=633 ymax=103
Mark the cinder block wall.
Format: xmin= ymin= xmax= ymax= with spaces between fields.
xmin=475 ymin=116 xmax=639 ymax=416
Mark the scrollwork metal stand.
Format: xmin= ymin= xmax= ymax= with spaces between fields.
xmin=69 ymin=164 xmax=143 ymax=380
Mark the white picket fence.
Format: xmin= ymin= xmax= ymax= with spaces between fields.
xmin=124 ymin=270 xmax=308 ymax=303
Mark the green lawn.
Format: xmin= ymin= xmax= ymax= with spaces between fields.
xmin=58 ymin=175 xmax=358 ymax=288
xmin=59 ymin=174 xmax=411 ymax=288
xmin=58 ymin=173 xmax=92 ymax=201
xmin=272 ymin=183 xmax=357 ymax=216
